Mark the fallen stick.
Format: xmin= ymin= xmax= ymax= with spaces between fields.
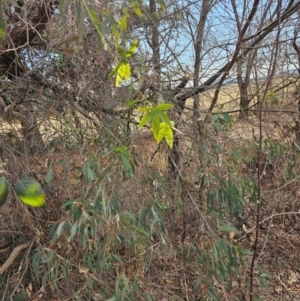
xmin=0 ymin=243 xmax=30 ymax=275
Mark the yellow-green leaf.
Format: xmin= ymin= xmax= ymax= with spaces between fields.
xmin=156 ymin=103 xmax=174 ymax=111
xmin=118 ymin=15 xmax=128 ymax=32
xmin=164 ymin=125 xmax=173 ymax=148
xmin=157 ymin=123 xmax=173 ymax=148
xmin=129 ymin=1 xmax=142 ymax=17
xmin=139 ymin=112 xmax=152 ymax=127
xmin=157 ymin=110 xmax=173 ymax=127
xmin=116 ymin=61 xmax=131 ymax=86
xmin=151 ymin=115 xmax=160 ymax=141
xmin=138 ymin=106 xmax=154 ymax=113
xmin=15 ymin=179 xmax=45 ymax=208
xmin=126 ymin=39 xmax=139 ymax=57
xmin=157 ymin=0 xmax=166 ymax=10
xmin=121 ymin=5 xmax=130 ymax=18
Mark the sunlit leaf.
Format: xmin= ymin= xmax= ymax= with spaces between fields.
xmin=157 ymin=123 xmax=173 ymax=148
xmin=118 ymin=15 xmax=128 ymax=32
xmin=0 ymin=177 xmax=8 ymax=207
xmin=126 ymin=39 xmax=139 ymax=57
xmin=157 ymin=0 xmax=166 ymax=10
xmin=115 ymin=61 xmax=130 ymax=86
xmin=129 ymin=1 xmax=142 ymax=16
xmin=151 ymin=115 xmax=160 ymax=140
xmin=164 ymin=124 xmax=173 ymax=148
xmin=14 ymin=179 xmax=45 ymax=208
xmin=156 ymin=103 xmax=174 ymax=111
xmin=138 ymin=106 xmax=153 ymax=113
xmin=139 ymin=112 xmax=152 ymax=127
xmin=157 ymin=110 xmax=172 ymax=127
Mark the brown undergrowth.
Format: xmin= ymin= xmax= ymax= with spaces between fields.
xmin=0 ymin=107 xmax=300 ymax=301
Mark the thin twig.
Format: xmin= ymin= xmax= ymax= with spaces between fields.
xmin=239 ymin=211 xmax=300 ymax=239
xmin=274 ymin=274 xmax=294 ymax=300
xmin=249 ymin=2 xmax=282 ymax=300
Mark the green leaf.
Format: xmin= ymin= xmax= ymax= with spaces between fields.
xmin=110 ymin=61 xmax=122 ymax=77
xmin=83 ymin=161 xmax=96 ymax=181
xmin=151 ymin=115 xmax=161 ymax=140
xmin=56 ymin=221 xmax=65 ymax=238
xmin=129 ymin=1 xmax=142 ymax=16
xmin=76 ymin=3 xmax=86 ymax=43
xmin=14 ymin=179 xmax=45 ymax=208
xmin=111 ymin=21 xmax=119 ymax=49
xmin=86 ymin=4 xmax=101 ymax=30
xmin=68 ymin=222 xmax=78 ymax=242
xmin=119 ymin=15 xmax=128 ymax=32
xmin=82 ymin=0 xmax=105 ymax=44
xmin=156 ymin=103 xmax=174 ymax=111
xmin=138 ymin=106 xmax=153 ymax=113
xmin=221 ymin=112 xmax=230 ymax=123
xmin=118 ymin=48 xmax=127 ymax=59
xmin=157 ymin=0 xmax=166 ymax=9
xmin=164 ymin=124 xmax=173 ymax=148
xmin=0 ymin=19 xmax=5 ymax=44
xmin=112 ymin=254 xmax=124 ymax=263
xmin=157 ymin=110 xmax=172 ymax=127
xmin=13 ymin=292 xmax=27 ymax=301
xmin=126 ymin=99 xmax=138 ymax=107
xmin=231 ymin=149 xmax=240 ymax=161
xmin=45 ymin=162 xmax=53 ymax=184
xmin=115 ymin=147 xmax=134 ymax=178
xmin=139 ymin=112 xmax=152 ymax=127
xmin=126 ymin=39 xmax=139 ymax=57
xmin=0 ymin=177 xmax=9 ymax=207
xmin=219 ymin=224 xmax=239 ymax=234
xmin=147 ymin=294 xmax=155 ymax=301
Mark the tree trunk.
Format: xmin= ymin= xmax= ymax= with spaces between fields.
xmin=192 ymin=1 xmax=213 ymax=213
xmin=149 ymin=0 xmax=161 ymax=77
xmin=238 ymin=82 xmax=251 ymax=119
